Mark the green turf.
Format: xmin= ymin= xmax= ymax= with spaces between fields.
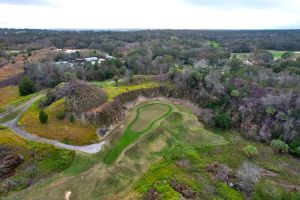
xmin=209 ymin=41 xmax=220 ymax=48
xmin=130 ymin=103 xmax=171 ymax=132
xmin=269 ymin=50 xmax=286 ymax=59
xmin=104 ymin=102 xmax=172 ymax=164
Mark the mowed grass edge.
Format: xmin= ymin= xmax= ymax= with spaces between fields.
xmin=104 ymin=103 xmax=172 ymax=164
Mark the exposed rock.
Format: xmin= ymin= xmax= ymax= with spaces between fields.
xmin=170 ymin=179 xmax=196 ymax=199
xmin=0 ymin=153 xmax=23 ymax=179
xmin=205 ymin=163 xmax=235 ymax=183
xmin=96 ymin=128 xmax=109 ymax=137
xmin=144 ymin=188 xmax=160 ymax=200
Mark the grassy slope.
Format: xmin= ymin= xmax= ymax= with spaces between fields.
xmin=0 ymin=127 xmax=74 ymax=196
xmin=133 ymin=130 xmax=300 ymax=199
xmin=6 ymin=99 xmax=300 ymax=200
xmin=6 ymin=99 xmax=226 ymax=200
xmin=19 ymin=98 xmax=99 ymax=145
xmin=0 ymin=86 xmax=35 ymax=113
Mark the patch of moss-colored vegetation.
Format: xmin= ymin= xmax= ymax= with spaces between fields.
xmin=215 ymin=182 xmax=245 ymax=200
xmin=89 ymin=80 xmax=166 ymax=101
xmin=209 ymin=40 xmax=220 ymax=48
xmin=0 ymin=86 xmax=35 ymax=113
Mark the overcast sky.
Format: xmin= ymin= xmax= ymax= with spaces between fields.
xmin=0 ymin=0 xmax=299 ymax=29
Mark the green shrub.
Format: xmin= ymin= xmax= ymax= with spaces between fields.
xmin=270 ymin=139 xmax=289 ymax=154
xmin=253 ymin=180 xmax=290 ymax=200
xmin=214 ymin=111 xmax=232 ymax=130
xmin=19 ymin=76 xmax=36 ymax=96
xmin=186 ymin=71 xmax=203 ymax=89
xmin=243 ymin=145 xmax=258 ymax=158
xmin=231 ymin=90 xmax=240 ymax=98
xmin=69 ymin=113 xmax=75 ymax=123
xmin=229 ymin=57 xmax=243 ymax=71
xmin=290 ymin=137 xmax=300 ymax=157
xmin=266 ymin=106 xmax=276 ymax=115
xmin=39 ymin=110 xmax=48 ymax=124
xmin=113 ymin=76 xmax=119 ymax=87
xmin=56 ymin=108 xmax=66 ymax=120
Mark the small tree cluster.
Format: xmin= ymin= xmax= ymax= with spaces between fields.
xmin=39 ymin=110 xmax=48 ymax=124
xmin=19 ymin=76 xmax=36 ymax=96
xmin=69 ymin=113 xmax=75 ymax=123
xmin=214 ymin=111 xmax=232 ymax=130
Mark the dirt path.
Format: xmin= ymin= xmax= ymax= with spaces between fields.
xmin=0 ymin=96 xmax=106 ymax=154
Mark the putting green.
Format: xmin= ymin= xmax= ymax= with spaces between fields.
xmin=104 ymin=102 xmax=172 ymax=164
xmin=129 ymin=103 xmax=171 ymax=132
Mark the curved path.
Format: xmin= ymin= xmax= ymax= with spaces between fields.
xmin=1 ymin=96 xmax=105 ymax=154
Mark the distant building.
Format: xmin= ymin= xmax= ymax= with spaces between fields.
xmin=105 ymin=54 xmax=115 ymax=60
xmin=98 ymin=58 xmax=105 ymax=64
xmin=55 ymin=61 xmax=73 ymax=67
xmin=84 ymin=57 xmax=98 ymax=62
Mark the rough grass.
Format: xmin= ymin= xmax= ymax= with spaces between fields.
xmin=89 ymin=80 xmax=164 ymax=101
xmin=5 ymin=99 xmax=300 ymax=200
xmin=0 ymin=86 xmax=35 ymax=113
xmin=104 ymin=102 xmax=172 ymax=164
xmin=19 ymin=98 xmax=99 ymax=145
xmin=6 ymin=99 xmax=225 ymax=200
xmin=0 ymin=128 xmax=74 ymax=195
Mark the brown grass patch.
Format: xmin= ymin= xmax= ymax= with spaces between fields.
xmin=19 ymin=98 xmax=99 ymax=145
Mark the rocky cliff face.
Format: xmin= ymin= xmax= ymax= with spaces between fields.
xmin=0 ymin=147 xmax=23 ymax=179
xmin=85 ymin=84 xmax=300 ymax=144
xmin=85 ymin=86 xmax=214 ymax=126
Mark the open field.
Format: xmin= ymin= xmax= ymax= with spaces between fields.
xmin=0 ymin=48 xmax=76 ymax=81
xmin=268 ymin=50 xmax=300 ymax=59
xmin=231 ymin=52 xmax=253 ymax=59
xmin=19 ymin=98 xmax=99 ymax=145
xmin=209 ymin=41 xmax=220 ymax=48
xmin=268 ymin=50 xmax=287 ymax=59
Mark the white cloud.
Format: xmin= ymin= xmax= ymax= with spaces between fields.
xmin=0 ymin=0 xmax=299 ymax=29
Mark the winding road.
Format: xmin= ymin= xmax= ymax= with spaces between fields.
xmin=0 ymin=96 xmax=105 ymax=154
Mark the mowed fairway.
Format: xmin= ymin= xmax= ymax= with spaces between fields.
xmin=130 ymin=103 xmax=171 ymax=132
xmin=104 ymin=102 xmax=172 ymax=164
